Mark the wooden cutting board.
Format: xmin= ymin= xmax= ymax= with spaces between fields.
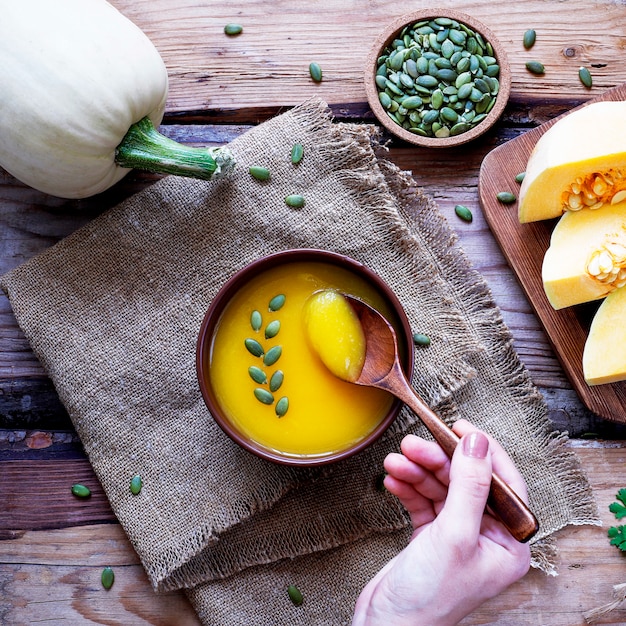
xmin=478 ymin=83 xmax=626 ymax=423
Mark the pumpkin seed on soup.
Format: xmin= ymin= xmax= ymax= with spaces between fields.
xmin=245 ymin=338 xmax=264 ymax=357
xmin=269 ymin=370 xmax=284 ymax=392
xmin=248 ymin=366 xmax=267 ymax=384
xmin=268 ymin=294 xmax=286 ymax=311
xmin=265 ymin=320 xmax=281 ymax=339
xmin=275 ymin=396 xmax=289 ymax=417
xmin=250 ymin=310 xmax=262 ymax=331
xmin=264 ymin=345 xmax=282 ymax=366
xmin=254 ymin=388 xmax=274 ymax=405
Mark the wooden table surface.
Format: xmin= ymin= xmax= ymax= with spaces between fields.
xmin=4 ymin=1 xmax=626 ymax=624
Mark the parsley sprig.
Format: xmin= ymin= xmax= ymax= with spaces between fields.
xmin=608 ymin=489 xmax=626 ymax=551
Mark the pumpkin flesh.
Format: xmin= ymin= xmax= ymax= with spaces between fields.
xmin=518 ymin=101 xmax=626 ymax=223
xmin=583 ymin=286 xmax=626 ymax=385
xmin=542 ymin=201 xmax=626 ymax=309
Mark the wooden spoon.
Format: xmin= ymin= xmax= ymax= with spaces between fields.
xmin=344 ymin=295 xmax=539 ymax=544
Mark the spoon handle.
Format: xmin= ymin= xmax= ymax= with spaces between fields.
xmin=387 ymin=366 xmax=539 ymax=543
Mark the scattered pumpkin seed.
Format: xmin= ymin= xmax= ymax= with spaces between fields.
xmin=454 ymin=204 xmax=473 ymax=222
xmin=515 ymin=171 xmax=526 ymax=184
xmin=248 ymin=366 xmax=267 ymax=384
xmin=245 ymin=338 xmax=265 ymax=357
xmin=264 ymin=345 xmax=282 ymax=366
xmin=287 ymin=584 xmax=303 ymax=606
xmin=275 ymin=396 xmax=289 ymax=417
xmin=496 ymin=191 xmax=517 ymax=204
xmin=101 ymin=566 xmax=115 ymax=590
xmin=309 ymin=62 xmax=323 ymax=82
xmin=268 ymin=294 xmax=286 ymax=311
xmin=265 ymin=320 xmax=281 ymax=339
xmin=269 ymin=370 xmax=284 ymax=392
xmin=224 ymin=23 xmax=243 ymax=36
xmin=130 ymin=474 xmax=143 ymax=496
xmin=523 ymin=29 xmax=536 ymax=49
xmin=71 ymin=484 xmax=91 ymax=498
xmin=249 ymin=166 xmax=271 ymax=181
xmin=250 ymin=310 xmax=262 ymax=332
xmin=412 ymin=332 xmax=431 ymax=347
xmin=578 ymin=66 xmax=593 ymax=88
xmin=254 ymin=388 xmax=274 ymax=405
xmin=525 ymin=60 xmax=545 ymax=75
xmin=285 ymin=194 xmax=306 ymax=208
xmin=291 ymin=143 xmax=304 ymax=164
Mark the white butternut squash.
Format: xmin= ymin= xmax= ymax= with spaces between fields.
xmin=0 ymin=0 xmax=234 ymax=199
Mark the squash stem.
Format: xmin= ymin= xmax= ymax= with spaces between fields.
xmin=114 ymin=116 xmax=235 ymax=181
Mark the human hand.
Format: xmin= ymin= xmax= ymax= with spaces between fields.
xmin=352 ymin=420 xmax=531 ymax=626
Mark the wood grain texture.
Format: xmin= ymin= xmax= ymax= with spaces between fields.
xmin=1 ymin=443 xmax=625 ymax=625
xmin=479 ymin=84 xmax=626 ymax=423
xmin=107 ymin=0 xmax=626 ymax=116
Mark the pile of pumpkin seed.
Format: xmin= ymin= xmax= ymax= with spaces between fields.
xmin=375 ymin=17 xmax=501 ymax=139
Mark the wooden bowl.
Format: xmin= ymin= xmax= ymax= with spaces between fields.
xmin=196 ymin=249 xmax=414 ymax=467
xmin=365 ymin=9 xmax=511 ymax=148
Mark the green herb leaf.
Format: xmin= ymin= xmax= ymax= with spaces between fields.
xmin=608 ymin=525 xmax=626 ymax=551
xmin=609 ymin=489 xmax=626 ymax=519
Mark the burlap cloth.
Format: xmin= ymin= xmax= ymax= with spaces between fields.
xmin=1 ymin=99 xmax=599 ymax=624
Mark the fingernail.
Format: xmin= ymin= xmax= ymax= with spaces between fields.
xmin=462 ymin=432 xmax=489 ymax=459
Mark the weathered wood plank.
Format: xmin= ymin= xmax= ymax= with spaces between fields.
xmin=1 ymin=443 xmax=626 ymax=625
xmin=108 ymin=0 xmax=626 ymax=116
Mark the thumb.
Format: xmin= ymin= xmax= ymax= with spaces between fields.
xmin=438 ymin=431 xmax=493 ymax=545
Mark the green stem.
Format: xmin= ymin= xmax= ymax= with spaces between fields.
xmin=114 ymin=116 xmax=235 ymax=181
